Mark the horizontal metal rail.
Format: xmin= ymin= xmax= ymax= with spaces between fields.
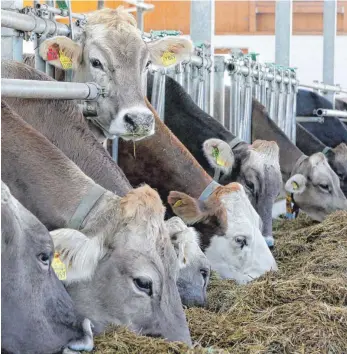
xmin=35 ymin=3 xmax=86 ymax=20
xmin=314 ymin=108 xmax=347 ymax=118
xmin=227 ymin=63 xmax=298 ymax=85
xmin=1 ymin=9 xmax=70 ymax=36
xmin=300 ymin=82 xmax=347 ymax=94
xmin=1 ymin=79 xmax=103 ymax=101
xmin=296 ymin=116 xmax=325 ymax=123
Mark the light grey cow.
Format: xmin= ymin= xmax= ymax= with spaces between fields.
xmin=37 ymin=7 xmax=193 ymax=141
xmin=1 ymin=102 xmax=192 ymax=345
xmin=1 ymin=62 xmax=211 ymax=308
xmin=285 ymin=153 xmax=347 ymax=221
xmin=251 ymin=99 xmax=347 ymax=221
xmin=1 ymin=181 xmax=94 ymax=354
xmin=166 ymin=217 xmax=211 ymax=307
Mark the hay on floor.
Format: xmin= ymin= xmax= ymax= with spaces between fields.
xmin=92 ymin=211 xmax=347 ymax=353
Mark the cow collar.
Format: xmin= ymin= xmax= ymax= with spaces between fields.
xmin=322 ymin=146 xmax=332 ymax=155
xmin=229 ymin=137 xmax=245 ymax=150
xmin=68 ymin=184 xmax=106 ymax=230
xmin=199 ymin=180 xmax=220 ymax=201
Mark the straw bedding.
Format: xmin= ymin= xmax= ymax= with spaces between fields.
xmin=92 ymin=211 xmax=347 ymax=353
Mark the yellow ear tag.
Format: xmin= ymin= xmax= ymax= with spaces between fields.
xmin=161 ymin=51 xmax=177 ymax=66
xmin=59 ymin=50 xmax=73 ymax=70
xmin=173 ymin=199 xmax=183 ymax=208
xmin=291 ymin=181 xmax=299 ymax=190
xmin=216 ymin=156 xmax=226 ymax=167
xmin=52 ymin=253 xmax=67 ymax=280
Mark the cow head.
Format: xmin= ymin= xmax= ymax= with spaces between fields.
xmin=50 ymin=185 xmax=191 ymax=345
xmin=286 ymin=152 xmax=347 ymax=221
xmin=166 ymin=217 xmax=210 ymax=308
xmin=168 ymin=183 xmax=278 ymax=283
xmin=203 ymin=138 xmax=282 ymax=246
xmin=325 ymin=143 xmax=347 ymax=196
xmin=39 ymin=7 xmax=192 ymax=141
xmin=1 ymin=182 xmax=93 ymax=353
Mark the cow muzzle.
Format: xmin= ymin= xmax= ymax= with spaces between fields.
xmin=119 ymin=109 xmax=155 ymax=141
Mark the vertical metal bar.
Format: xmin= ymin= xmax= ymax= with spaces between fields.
xmin=98 ymin=0 xmax=104 ymax=9
xmin=277 ymin=69 xmax=285 ymax=132
xmin=1 ymin=1 xmax=24 ymax=62
xmin=213 ymin=55 xmax=225 ymax=125
xmin=230 ymin=71 xmax=240 ymax=136
xmin=137 ymin=0 xmax=144 ymax=32
xmin=45 ymin=0 xmax=55 ymax=78
xmin=151 ymin=70 xmax=166 ymax=121
xmin=183 ymin=63 xmax=191 ymax=95
xmin=190 ymin=0 xmax=215 ymax=115
xmin=112 ymin=137 xmax=119 ymax=163
xmin=275 ymin=0 xmax=292 ymax=67
xmin=175 ymin=63 xmax=183 ymax=86
xmin=323 ymin=0 xmax=337 ymax=106
xmin=241 ymin=73 xmax=252 ymax=143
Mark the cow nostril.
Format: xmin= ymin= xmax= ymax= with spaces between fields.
xmin=124 ymin=114 xmax=137 ymax=130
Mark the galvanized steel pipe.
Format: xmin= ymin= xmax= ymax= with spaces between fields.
xmin=228 ymin=63 xmax=298 ymax=85
xmin=296 ymin=116 xmax=325 ymax=123
xmin=314 ymin=108 xmax=347 ymax=118
xmin=300 ymin=82 xmax=347 ymax=95
xmin=35 ymin=3 xmax=86 ymax=20
xmin=1 ymin=79 xmax=103 ymax=101
xmin=1 ymin=9 xmax=70 ymax=36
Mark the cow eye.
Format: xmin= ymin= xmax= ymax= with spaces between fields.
xmin=235 ymin=236 xmax=247 ymax=249
xmin=319 ymin=184 xmax=330 ymax=192
xmin=38 ymin=252 xmax=50 ymax=266
xmin=145 ymin=60 xmax=152 ymax=69
xmin=90 ymin=58 xmax=103 ymax=69
xmin=200 ymin=269 xmax=209 ymax=281
xmin=245 ymin=180 xmax=255 ymax=194
xmin=134 ymin=277 xmax=153 ymax=296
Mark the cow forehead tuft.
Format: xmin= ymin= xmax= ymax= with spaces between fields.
xmin=309 ymin=152 xmax=326 ymax=166
xmin=120 ymin=184 xmax=165 ymax=220
xmin=250 ymin=140 xmax=280 ymax=167
xmin=213 ymin=182 xmax=242 ymax=198
xmin=86 ymin=7 xmax=139 ymax=35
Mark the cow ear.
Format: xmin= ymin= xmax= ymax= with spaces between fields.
xmin=39 ymin=36 xmax=82 ymax=70
xmin=203 ymin=138 xmax=234 ymax=174
xmin=168 ymin=191 xmax=205 ymax=225
xmin=285 ymin=174 xmax=307 ymax=194
xmin=50 ymin=228 xmax=104 ymax=283
xmin=147 ymin=37 xmax=193 ymax=68
xmin=166 ymin=217 xmax=188 ymax=268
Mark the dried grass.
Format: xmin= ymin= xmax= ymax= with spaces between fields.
xmin=91 ymin=211 xmax=347 ymax=353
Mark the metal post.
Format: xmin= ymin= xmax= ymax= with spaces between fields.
xmin=190 ymin=0 xmax=215 ymax=116
xmin=213 ymin=55 xmax=225 ymax=125
xmin=275 ymin=0 xmax=292 ymax=67
xmin=323 ymin=0 xmax=337 ymax=106
xmin=1 ymin=0 xmax=24 ymax=62
xmin=136 ymin=0 xmax=144 ymax=32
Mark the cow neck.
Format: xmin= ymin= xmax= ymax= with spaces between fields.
xmin=118 ymin=101 xmax=213 ymax=200
xmin=67 ymin=184 xmax=107 ymax=230
xmin=2 ymin=61 xmax=131 ymax=197
xmin=251 ymin=98 xmax=303 ymax=181
xmin=296 ymin=123 xmax=327 ymax=156
xmin=1 ymin=105 xmax=104 ymax=231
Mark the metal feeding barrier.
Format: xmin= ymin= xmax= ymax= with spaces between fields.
xmin=150 ymin=50 xmax=299 ymax=144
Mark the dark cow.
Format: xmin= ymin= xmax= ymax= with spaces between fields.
xmin=297 ymin=89 xmax=347 ymax=146
xmin=296 ymin=123 xmax=347 ymax=196
xmin=1 ymin=181 xmax=94 ymax=354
